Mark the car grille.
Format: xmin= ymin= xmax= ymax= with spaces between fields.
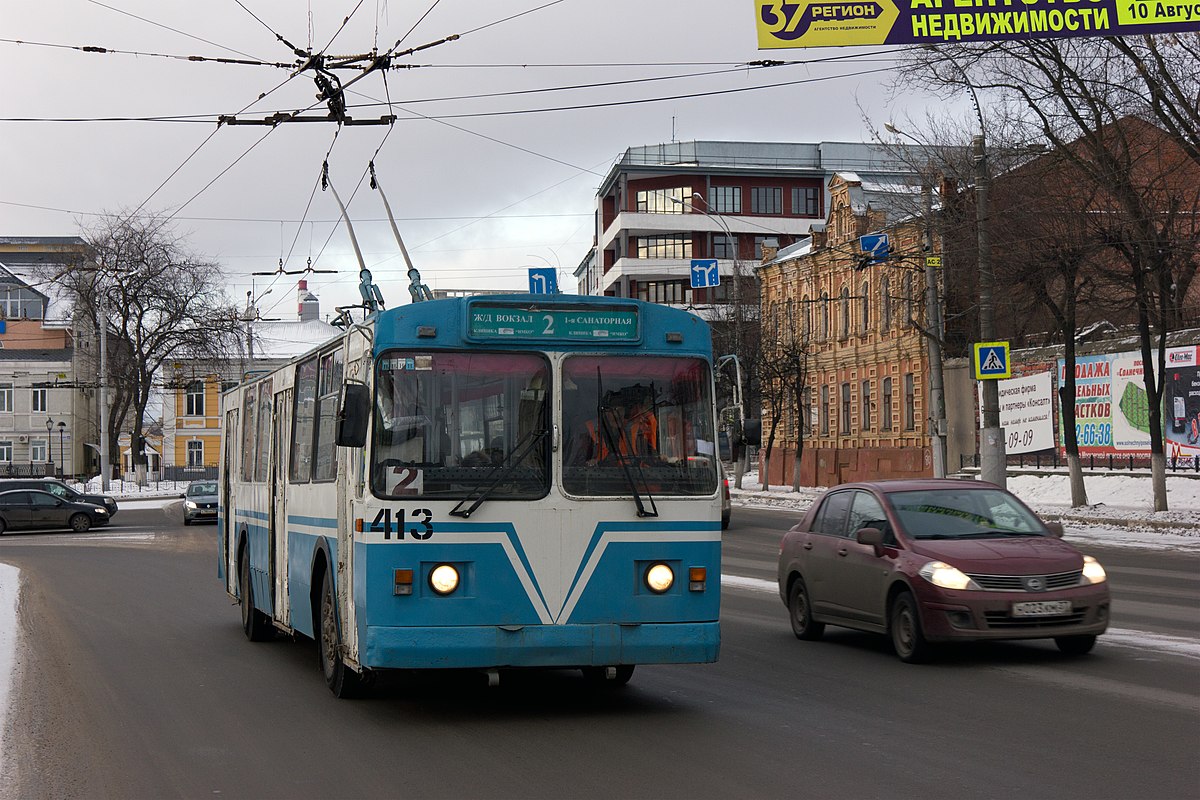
xmin=966 ymin=570 xmax=1082 ymax=591
xmin=198 ymin=502 xmax=217 ymax=509
xmin=983 ymin=610 xmax=1089 ymax=629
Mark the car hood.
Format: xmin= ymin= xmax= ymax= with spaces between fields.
xmin=908 ymin=535 xmax=1083 ymax=574
xmin=82 ymin=493 xmax=117 ymax=506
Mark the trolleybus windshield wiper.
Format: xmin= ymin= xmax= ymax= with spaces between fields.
xmin=448 ymin=424 xmax=548 ymax=519
xmin=597 ymin=373 xmax=658 ymax=519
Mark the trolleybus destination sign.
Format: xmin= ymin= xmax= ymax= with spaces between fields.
xmin=468 ymin=303 xmax=640 ymax=342
xmin=754 ymin=0 xmax=1200 ymax=49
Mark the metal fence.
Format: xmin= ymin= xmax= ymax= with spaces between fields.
xmin=0 ymin=463 xmax=58 ymax=478
xmin=960 ymin=451 xmax=1200 ymax=473
xmin=161 ymin=465 xmax=218 ymax=482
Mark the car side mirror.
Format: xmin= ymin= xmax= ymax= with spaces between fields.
xmin=855 ymin=526 xmax=884 ymax=546
xmin=179 ymin=493 xmax=187 ymax=499
xmin=336 ymin=381 xmax=371 ymax=448
xmin=1044 ymin=521 xmax=1065 ymax=538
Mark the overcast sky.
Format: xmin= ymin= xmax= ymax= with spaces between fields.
xmin=2 ymin=1 xmax=957 ymax=319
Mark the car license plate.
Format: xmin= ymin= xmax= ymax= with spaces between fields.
xmin=1012 ymin=600 xmax=1071 ymax=617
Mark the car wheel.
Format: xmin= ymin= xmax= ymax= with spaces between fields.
xmin=319 ymin=567 xmax=365 ymax=698
xmin=183 ymin=517 xmax=191 ymax=526
xmin=69 ymin=513 xmax=91 ymax=533
xmin=890 ymin=591 xmax=932 ymax=663
xmin=0 ymin=517 xmax=6 ymax=535
xmin=788 ymin=578 xmax=825 ymax=640
xmin=582 ymin=665 xmax=635 ymax=686
xmin=1054 ymin=634 xmax=1097 ymax=656
xmin=239 ymin=549 xmax=275 ymax=642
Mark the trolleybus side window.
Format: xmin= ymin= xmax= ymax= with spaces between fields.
xmin=371 ymin=352 xmax=550 ymax=499
xmin=240 ymin=385 xmax=257 ymax=482
xmin=562 ymin=355 xmax=716 ymax=497
xmin=313 ymin=349 xmax=344 ymax=482
xmin=290 ymin=356 xmax=318 ymax=482
xmin=255 ymin=378 xmax=273 ymax=482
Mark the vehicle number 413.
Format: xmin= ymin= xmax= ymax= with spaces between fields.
xmin=370 ymin=508 xmax=434 ymax=540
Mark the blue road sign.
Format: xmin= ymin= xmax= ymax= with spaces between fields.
xmin=973 ymin=341 xmax=1011 ymax=379
xmin=859 ymin=232 xmax=890 ymax=263
xmin=527 ymin=267 xmax=558 ymax=294
xmin=690 ymin=258 xmax=720 ymax=289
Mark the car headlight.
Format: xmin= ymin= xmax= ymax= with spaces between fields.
xmin=1081 ymin=555 xmax=1107 ymax=584
xmin=644 ymin=563 xmax=674 ymax=593
xmin=429 ymin=564 xmax=460 ymax=595
xmin=93 ymin=507 xmax=108 ymax=515
xmin=919 ymin=561 xmax=980 ymax=590
xmin=185 ymin=500 xmax=198 ymax=509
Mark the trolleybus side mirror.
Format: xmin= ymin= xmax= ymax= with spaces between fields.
xmin=741 ymin=418 xmax=761 ymax=448
xmin=336 ymin=382 xmax=371 ymax=448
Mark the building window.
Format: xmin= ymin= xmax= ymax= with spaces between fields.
xmin=751 ymin=187 xmax=782 ymax=214
xmin=802 ymin=296 xmax=812 ymax=337
xmin=820 ymin=385 xmax=830 ymax=436
xmin=0 ymin=383 xmax=11 ymax=413
xmin=0 ymin=441 xmax=10 ymax=462
xmin=31 ymin=388 xmax=47 ymax=413
xmin=186 ymin=440 xmax=204 ymax=467
xmin=880 ymin=276 xmax=891 ymax=331
xmin=636 ymin=280 xmax=692 ymax=304
xmin=31 ymin=439 xmax=48 ymax=462
xmin=861 ymin=380 xmax=871 ymax=431
xmin=840 ymin=383 xmax=851 ymax=435
xmin=902 ymin=273 xmax=914 ymax=322
xmin=840 ymin=286 xmax=850 ymax=339
xmin=882 ymin=377 xmax=893 ymax=432
xmin=803 ymin=387 xmax=815 ymax=435
xmin=637 ymin=235 xmax=692 ymax=259
xmin=792 ymin=186 xmax=820 ymax=217
xmin=753 ymin=236 xmax=770 ymax=259
xmin=904 ymin=373 xmax=916 ymax=431
xmin=636 ymin=187 xmax=690 ymax=214
xmin=708 ymin=186 xmax=741 ymax=214
xmin=712 ymin=235 xmax=737 ymax=259
xmin=821 ymin=293 xmax=830 ymax=340
xmin=861 ymin=281 xmax=870 ymax=332
xmin=186 ymin=380 xmax=205 ymax=416
xmin=0 ymin=287 xmax=44 ymax=320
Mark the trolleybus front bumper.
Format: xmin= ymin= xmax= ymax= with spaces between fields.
xmin=362 ymin=621 xmax=719 ymax=669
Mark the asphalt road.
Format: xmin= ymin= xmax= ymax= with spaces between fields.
xmin=0 ymin=504 xmax=1196 ymax=800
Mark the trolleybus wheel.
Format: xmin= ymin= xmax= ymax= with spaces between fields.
xmin=239 ymin=548 xmax=275 ymax=642
xmin=319 ymin=568 xmax=365 ymax=698
xmin=582 ymin=665 xmax=634 ymax=686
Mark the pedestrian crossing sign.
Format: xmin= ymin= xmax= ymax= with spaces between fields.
xmin=973 ymin=341 xmax=1011 ymax=379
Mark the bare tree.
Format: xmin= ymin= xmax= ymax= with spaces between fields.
xmin=45 ymin=214 xmax=243 ymax=483
xmin=895 ymin=38 xmax=1200 ymax=510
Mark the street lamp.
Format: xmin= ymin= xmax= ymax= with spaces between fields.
xmin=57 ymin=421 xmax=66 ymax=479
xmin=883 ymin=122 xmax=948 ymax=479
xmin=44 ymin=417 xmax=53 ymax=474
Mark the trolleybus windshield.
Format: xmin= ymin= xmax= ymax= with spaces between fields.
xmin=372 ymin=351 xmax=550 ymax=499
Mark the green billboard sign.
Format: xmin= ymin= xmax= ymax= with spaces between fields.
xmin=467 ymin=303 xmax=640 ymax=342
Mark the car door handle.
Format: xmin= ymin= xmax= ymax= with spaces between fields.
xmin=802 ymin=541 xmax=813 ymax=550
xmin=837 ymin=548 xmax=848 ymax=557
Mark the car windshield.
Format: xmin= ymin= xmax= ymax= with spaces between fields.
xmin=372 ymin=351 xmax=550 ymax=499
xmin=886 ymin=488 xmax=1046 ymax=539
xmin=188 ymin=482 xmax=218 ymax=497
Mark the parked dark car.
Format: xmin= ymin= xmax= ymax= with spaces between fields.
xmin=0 ymin=489 xmax=111 ymax=534
xmin=181 ymin=481 xmax=218 ymax=525
xmin=0 ymin=478 xmax=118 ymax=518
xmin=777 ymin=479 xmax=1109 ymax=662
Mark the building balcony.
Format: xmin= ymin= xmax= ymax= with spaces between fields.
xmin=600 ymin=211 xmax=819 ymax=251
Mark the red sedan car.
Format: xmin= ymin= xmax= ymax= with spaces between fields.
xmin=777 ymin=480 xmax=1110 ymax=662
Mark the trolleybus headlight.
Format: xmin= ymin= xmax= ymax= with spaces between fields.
xmin=645 ymin=563 xmax=674 ymax=594
xmin=429 ymin=564 xmax=460 ymax=595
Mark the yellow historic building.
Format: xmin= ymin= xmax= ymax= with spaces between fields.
xmin=757 ymin=172 xmax=938 ymax=486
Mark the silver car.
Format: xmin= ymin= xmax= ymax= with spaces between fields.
xmin=181 ymin=481 xmax=219 ymax=525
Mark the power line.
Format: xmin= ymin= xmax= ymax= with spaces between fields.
xmin=84 ymin=0 xmax=269 ymax=62
xmin=0 ymin=37 xmax=297 ymax=68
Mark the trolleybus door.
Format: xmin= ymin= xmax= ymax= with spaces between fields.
xmin=220 ymin=408 xmax=237 ymax=585
xmin=272 ymin=390 xmax=291 ymax=623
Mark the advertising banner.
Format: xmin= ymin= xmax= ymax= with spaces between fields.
xmin=754 ymin=0 xmax=1200 ymax=49
xmin=979 ymin=372 xmax=1055 ymax=454
xmin=1056 ymin=346 xmax=1200 ymax=459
